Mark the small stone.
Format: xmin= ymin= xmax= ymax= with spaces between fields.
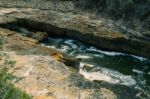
xmin=31 ymin=32 xmax=48 ymax=41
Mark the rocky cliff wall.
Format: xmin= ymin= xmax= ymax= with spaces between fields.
xmin=0 ymin=1 xmax=149 ymax=58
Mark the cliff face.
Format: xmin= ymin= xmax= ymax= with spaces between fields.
xmin=0 ymin=7 xmax=149 ymax=58
xmin=0 ymin=0 xmax=149 ymax=38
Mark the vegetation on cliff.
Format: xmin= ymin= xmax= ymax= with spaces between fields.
xmin=0 ymin=37 xmax=5 ymax=49
xmin=0 ymin=37 xmax=31 ymax=99
xmin=73 ymin=0 xmax=150 ymax=20
xmin=1 ymin=0 xmax=149 ymax=20
xmin=0 ymin=68 xmax=31 ymax=99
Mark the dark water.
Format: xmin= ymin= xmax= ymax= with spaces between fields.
xmin=42 ymin=37 xmax=150 ymax=97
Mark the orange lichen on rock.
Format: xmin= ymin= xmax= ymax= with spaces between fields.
xmin=50 ymin=53 xmax=63 ymax=61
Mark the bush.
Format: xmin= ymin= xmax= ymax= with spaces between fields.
xmin=0 ymin=69 xmax=31 ymax=99
xmin=0 ymin=37 xmax=6 ymax=49
xmin=72 ymin=0 xmax=150 ymax=20
xmin=4 ymin=60 xmax=16 ymax=67
xmin=0 ymin=58 xmax=31 ymax=99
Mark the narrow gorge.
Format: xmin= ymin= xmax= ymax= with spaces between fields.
xmin=0 ymin=0 xmax=150 ymax=99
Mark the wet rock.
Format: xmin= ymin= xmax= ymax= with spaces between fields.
xmin=21 ymin=37 xmax=39 ymax=44
xmin=50 ymin=53 xmax=63 ymax=61
xmin=60 ymin=57 xmax=81 ymax=70
xmin=17 ymin=27 xmax=32 ymax=36
xmin=82 ymin=63 xmax=94 ymax=72
xmin=31 ymin=31 xmax=48 ymax=41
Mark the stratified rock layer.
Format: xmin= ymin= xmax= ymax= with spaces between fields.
xmin=0 ymin=8 xmax=149 ymax=58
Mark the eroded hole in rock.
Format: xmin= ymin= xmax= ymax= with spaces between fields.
xmin=0 ymin=20 xmax=150 ymax=98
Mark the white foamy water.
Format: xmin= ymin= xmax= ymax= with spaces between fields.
xmin=79 ymin=69 xmax=120 ymax=84
xmin=131 ymin=55 xmax=147 ymax=62
xmin=42 ymin=37 xmax=150 ymax=93
xmin=133 ymin=69 xmax=144 ymax=74
xmin=88 ymin=46 xmax=125 ymax=56
xmin=100 ymin=67 xmax=137 ymax=86
xmin=75 ymin=55 xmax=93 ymax=59
xmin=79 ymin=62 xmax=137 ymax=86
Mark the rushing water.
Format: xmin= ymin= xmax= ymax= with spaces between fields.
xmin=42 ymin=37 xmax=150 ymax=96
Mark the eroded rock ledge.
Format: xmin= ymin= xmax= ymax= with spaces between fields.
xmin=0 ymin=8 xmax=149 ymax=58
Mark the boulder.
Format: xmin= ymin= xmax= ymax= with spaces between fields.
xmin=31 ymin=31 xmax=48 ymax=41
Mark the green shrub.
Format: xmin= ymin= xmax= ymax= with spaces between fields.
xmin=73 ymin=0 xmax=150 ymax=20
xmin=4 ymin=60 xmax=16 ymax=67
xmin=0 ymin=37 xmax=6 ymax=49
xmin=0 ymin=69 xmax=31 ymax=99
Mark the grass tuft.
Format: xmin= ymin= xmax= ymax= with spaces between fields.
xmin=0 ymin=58 xmax=31 ymax=99
xmin=0 ymin=37 xmax=6 ymax=49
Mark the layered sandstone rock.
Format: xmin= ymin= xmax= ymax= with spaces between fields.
xmin=0 ymin=8 xmax=149 ymax=58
